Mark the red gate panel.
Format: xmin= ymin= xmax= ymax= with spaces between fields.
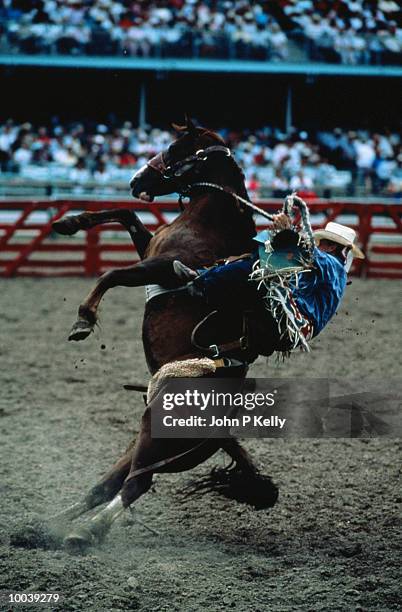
xmin=0 ymin=200 xmax=401 ymax=278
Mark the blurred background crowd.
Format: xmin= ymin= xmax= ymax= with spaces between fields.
xmin=1 ymin=0 xmax=401 ymax=64
xmin=1 ymin=119 xmax=401 ymax=197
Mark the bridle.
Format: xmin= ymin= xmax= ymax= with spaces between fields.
xmin=146 ymin=144 xmax=277 ymax=220
xmin=147 ymin=144 xmax=231 ymax=181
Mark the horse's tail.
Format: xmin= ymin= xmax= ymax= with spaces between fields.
xmin=183 ymin=463 xmax=279 ymax=510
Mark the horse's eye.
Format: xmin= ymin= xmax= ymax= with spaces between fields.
xmin=168 ymin=143 xmax=183 ymax=164
xmin=161 ymin=145 xmax=171 ymax=165
xmin=166 ymin=144 xmax=175 ymax=163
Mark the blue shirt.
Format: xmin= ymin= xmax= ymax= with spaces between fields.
xmin=291 ymin=248 xmax=347 ymax=336
xmin=193 ymin=247 xmax=347 ymax=337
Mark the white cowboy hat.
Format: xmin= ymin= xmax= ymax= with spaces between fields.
xmin=314 ymin=222 xmax=365 ymax=259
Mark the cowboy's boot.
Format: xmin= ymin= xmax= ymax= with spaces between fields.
xmin=173 ymin=260 xmax=198 ymax=281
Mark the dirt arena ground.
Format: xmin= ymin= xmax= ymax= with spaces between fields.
xmin=0 ymin=277 xmax=401 ymax=612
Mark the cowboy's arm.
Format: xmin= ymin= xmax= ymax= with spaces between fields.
xmin=217 ymin=253 xmax=253 ymax=265
xmin=311 ymin=248 xmax=347 ymax=297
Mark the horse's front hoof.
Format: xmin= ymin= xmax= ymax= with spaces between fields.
xmin=68 ymin=319 xmax=94 ymax=342
xmin=63 ymin=527 xmax=95 ymax=554
xmin=53 ymin=216 xmax=81 ymax=236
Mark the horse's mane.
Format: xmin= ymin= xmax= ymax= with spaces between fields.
xmin=174 ymin=122 xmax=253 ymax=214
xmin=228 ymin=155 xmax=252 ymax=204
xmin=198 ymin=127 xmax=252 ymax=205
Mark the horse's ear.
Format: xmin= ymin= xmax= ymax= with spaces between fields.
xmin=185 ymin=114 xmax=197 ymax=135
xmin=171 ymin=122 xmax=187 ymax=133
xmin=171 ymin=116 xmax=198 ymax=136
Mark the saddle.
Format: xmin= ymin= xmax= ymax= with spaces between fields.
xmin=191 ymin=307 xmax=277 ymax=362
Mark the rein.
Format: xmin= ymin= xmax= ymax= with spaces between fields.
xmin=190 ymin=181 xmax=275 ymax=222
xmin=125 ymin=439 xmax=211 ymax=482
xmin=189 ymin=186 xmax=315 ymax=238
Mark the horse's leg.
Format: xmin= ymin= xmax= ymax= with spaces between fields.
xmin=63 ymin=452 xmax=152 ymax=551
xmin=69 ymin=256 xmax=179 ymax=341
xmin=53 ymin=208 xmax=153 ymax=259
xmin=121 ymin=211 xmax=153 ymax=259
xmin=51 ymin=443 xmax=135 ymax=523
xmin=63 ymin=401 xmax=220 ymax=551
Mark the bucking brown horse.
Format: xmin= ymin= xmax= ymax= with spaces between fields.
xmin=52 ymin=118 xmax=279 ymax=552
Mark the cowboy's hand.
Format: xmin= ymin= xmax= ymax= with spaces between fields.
xmin=272 ymin=212 xmax=292 ymax=230
xmin=224 ymin=253 xmax=252 ymax=264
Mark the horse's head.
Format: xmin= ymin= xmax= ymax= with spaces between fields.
xmin=130 ymin=117 xmax=229 ymax=202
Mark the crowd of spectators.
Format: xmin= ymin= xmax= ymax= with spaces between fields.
xmin=0 ymin=0 xmax=291 ymax=60
xmin=286 ymin=0 xmax=402 ymax=65
xmin=1 ymin=118 xmax=401 ymax=197
xmin=0 ymin=0 xmax=401 ymax=64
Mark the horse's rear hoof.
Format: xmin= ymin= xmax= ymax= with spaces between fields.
xmin=53 ymin=216 xmax=81 ymax=236
xmin=63 ymin=527 xmax=94 ymax=554
xmin=68 ymin=319 xmax=94 ymax=342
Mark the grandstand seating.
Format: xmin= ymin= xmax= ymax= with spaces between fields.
xmin=0 ymin=120 xmax=401 ymax=198
xmin=1 ymin=1 xmax=401 ymax=65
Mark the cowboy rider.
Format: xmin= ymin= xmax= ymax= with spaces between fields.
xmin=172 ymin=215 xmax=365 ymax=349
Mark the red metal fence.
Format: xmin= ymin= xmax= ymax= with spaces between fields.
xmin=0 ymin=200 xmax=401 ymax=278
